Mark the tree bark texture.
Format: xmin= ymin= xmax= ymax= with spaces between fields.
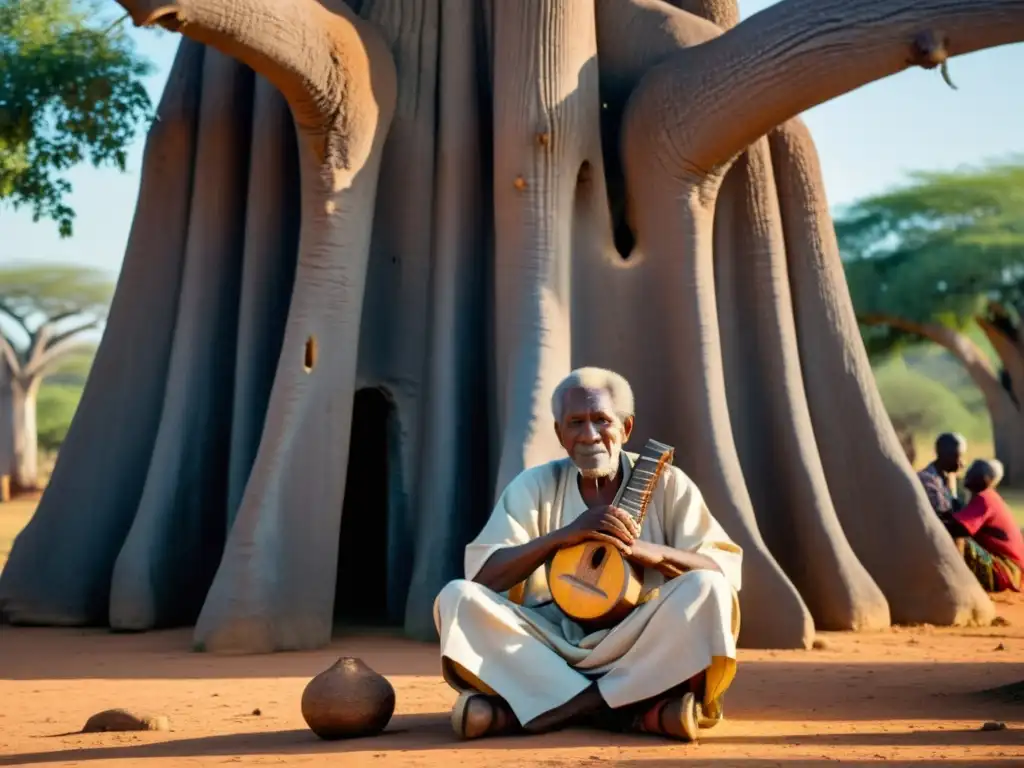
xmin=8 ymin=377 xmax=40 ymax=492
xmin=3 ymin=0 xmax=1020 ymax=651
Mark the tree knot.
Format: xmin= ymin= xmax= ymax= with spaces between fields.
xmin=910 ymin=30 xmax=958 ymax=89
xmin=910 ymin=30 xmax=949 ymax=69
xmin=140 ymin=5 xmax=184 ymax=32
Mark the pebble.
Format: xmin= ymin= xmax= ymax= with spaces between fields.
xmin=81 ymin=709 xmax=170 ymax=733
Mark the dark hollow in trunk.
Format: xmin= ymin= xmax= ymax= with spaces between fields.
xmin=333 ymin=387 xmax=399 ymax=629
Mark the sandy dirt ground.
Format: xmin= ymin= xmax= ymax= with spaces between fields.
xmin=0 ymin=595 xmax=1021 ymax=768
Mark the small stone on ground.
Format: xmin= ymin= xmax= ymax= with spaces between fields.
xmin=82 ymin=708 xmax=170 ymax=733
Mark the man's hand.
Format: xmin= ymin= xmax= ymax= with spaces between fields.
xmin=627 ymin=539 xmax=664 ymax=568
xmin=628 ymin=539 xmax=684 ymax=578
xmin=559 ymin=505 xmax=639 ymax=554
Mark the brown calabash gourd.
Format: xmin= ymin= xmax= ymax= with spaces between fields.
xmin=301 ymin=657 xmax=395 ymax=739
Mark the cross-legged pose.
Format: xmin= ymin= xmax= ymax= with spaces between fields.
xmin=433 ymin=367 xmax=742 ymax=742
xmin=942 ymin=458 xmax=1023 ymax=593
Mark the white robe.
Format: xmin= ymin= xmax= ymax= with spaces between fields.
xmin=433 ymin=450 xmax=743 ymax=726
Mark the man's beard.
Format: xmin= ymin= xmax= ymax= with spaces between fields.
xmin=574 ymin=443 xmax=621 ymax=480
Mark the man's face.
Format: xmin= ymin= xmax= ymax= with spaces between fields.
xmin=963 ymin=466 xmax=991 ymax=495
xmin=554 ymin=387 xmax=633 ymax=479
xmin=937 ymin=443 xmax=965 ymax=475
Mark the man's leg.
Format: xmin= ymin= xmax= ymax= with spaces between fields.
xmin=959 ymin=537 xmax=999 ymax=592
xmin=434 ymin=579 xmax=596 ymax=737
xmin=577 ymin=570 xmax=739 ymax=740
xmin=444 ymin=663 xmax=608 ymax=736
xmin=996 ymin=554 xmax=1023 ymax=591
xmin=519 ymin=683 xmax=607 ymax=733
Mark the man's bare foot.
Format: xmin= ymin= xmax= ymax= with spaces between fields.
xmin=523 ymin=684 xmax=608 ymax=733
xmin=451 ymin=691 xmax=521 ymax=740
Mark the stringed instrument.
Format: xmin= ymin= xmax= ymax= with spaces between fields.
xmin=548 ymin=438 xmax=675 ymax=629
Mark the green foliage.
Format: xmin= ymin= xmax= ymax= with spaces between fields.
xmin=840 ymin=158 xmax=1024 ymax=358
xmin=873 ymin=355 xmax=991 ymax=445
xmin=0 ymin=0 xmax=154 ymax=236
xmin=36 ymin=380 xmax=82 ymax=450
xmin=900 ymin=342 xmax=988 ymax=416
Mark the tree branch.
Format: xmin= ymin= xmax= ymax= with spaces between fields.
xmin=45 ymin=309 xmax=95 ymax=328
xmin=23 ymin=331 xmax=96 ymax=381
xmin=115 ymin=0 xmax=394 ymax=168
xmin=0 ymin=334 xmax=21 ymax=379
xmin=596 ymin=0 xmax=720 ymax=99
xmin=976 ymin=315 xmax=1024 ymax=405
xmin=42 ymin=320 xmax=99 ymax=353
xmin=20 ymin=312 xmax=97 ymax=371
xmin=26 ymin=324 xmax=53 ymax=369
xmin=23 ymin=320 xmax=100 ymax=380
xmin=0 ymin=302 xmax=31 ymax=340
xmin=667 ymin=0 xmax=739 ymax=29
xmin=858 ymin=313 xmax=1010 ymax=408
xmin=628 ymin=0 xmax=1024 ymax=179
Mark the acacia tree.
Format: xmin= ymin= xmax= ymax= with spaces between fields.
xmin=2 ymin=0 xmax=1022 ymax=654
xmin=0 ymin=265 xmax=112 ymax=490
xmin=845 ymin=162 xmax=1024 ymax=482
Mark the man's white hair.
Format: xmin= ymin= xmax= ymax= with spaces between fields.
xmin=969 ymin=457 xmax=1005 ymax=487
xmin=550 ymin=367 xmax=635 ymax=423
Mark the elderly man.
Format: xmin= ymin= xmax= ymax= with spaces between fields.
xmin=918 ymin=432 xmax=967 ymax=516
xmin=941 ymin=458 xmax=1024 ymax=593
xmin=433 ymin=367 xmax=742 ymax=742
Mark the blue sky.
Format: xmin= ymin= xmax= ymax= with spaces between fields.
xmin=2 ymin=0 xmax=1022 ymax=278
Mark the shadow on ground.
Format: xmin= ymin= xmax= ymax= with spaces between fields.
xmin=1 ymin=715 xmax=1022 ymax=767
xmin=0 ymin=628 xmax=442 ymax=679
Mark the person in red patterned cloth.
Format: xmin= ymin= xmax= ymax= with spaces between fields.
xmin=940 ymin=458 xmax=1024 ymax=593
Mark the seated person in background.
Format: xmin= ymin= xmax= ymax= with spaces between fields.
xmin=918 ymin=432 xmax=967 ymax=515
xmin=433 ymin=367 xmax=742 ymax=743
xmin=941 ymin=458 xmax=1023 ymax=593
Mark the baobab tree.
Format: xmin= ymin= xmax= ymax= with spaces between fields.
xmin=0 ymin=265 xmax=111 ymax=491
xmin=2 ymin=0 xmax=1022 ymax=654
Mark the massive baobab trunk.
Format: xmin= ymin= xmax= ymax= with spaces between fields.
xmin=3 ymin=0 xmax=1022 ymax=652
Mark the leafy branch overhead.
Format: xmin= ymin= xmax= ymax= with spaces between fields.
xmin=841 ymin=158 xmax=1024 ymax=357
xmin=0 ymin=0 xmax=154 ymax=237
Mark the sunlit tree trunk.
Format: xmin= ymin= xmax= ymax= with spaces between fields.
xmin=4 ymin=0 xmax=1023 ymax=651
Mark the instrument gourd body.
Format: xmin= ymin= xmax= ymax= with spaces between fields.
xmin=548 ymin=439 xmax=675 ymax=629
